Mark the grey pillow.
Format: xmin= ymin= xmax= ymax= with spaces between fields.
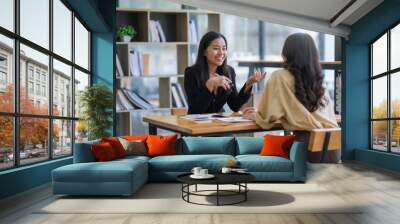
xmin=118 ymin=137 xmax=147 ymax=156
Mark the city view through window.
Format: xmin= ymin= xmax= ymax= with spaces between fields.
xmin=371 ymin=23 xmax=400 ymax=153
xmin=0 ymin=0 xmax=91 ymax=170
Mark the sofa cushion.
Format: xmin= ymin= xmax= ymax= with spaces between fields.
xmin=148 ymin=154 xmax=235 ymax=172
xmin=178 ymin=137 xmax=235 ymax=155
xmin=236 ymin=155 xmax=293 ymax=172
xmin=235 ymin=137 xmax=263 ymax=155
xmin=91 ymin=142 xmax=118 ymax=161
xmin=147 ymin=135 xmax=177 ymax=157
xmin=123 ymin=135 xmax=148 ymax=141
xmin=260 ymin=134 xmax=295 ymax=159
xmin=118 ymin=138 xmax=147 ymax=156
xmin=101 ymin=137 xmax=127 ymax=158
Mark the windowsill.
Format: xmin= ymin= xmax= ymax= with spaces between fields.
xmin=357 ymin=148 xmax=400 ymax=156
xmin=355 ymin=148 xmax=400 ymax=172
xmin=0 ymin=156 xmax=72 ymax=175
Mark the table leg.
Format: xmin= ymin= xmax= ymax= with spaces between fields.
xmin=217 ymin=184 xmax=219 ymax=206
xmin=245 ymin=183 xmax=248 ymax=201
xmin=187 ymin=184 xmax=190 ymax=202
xmin=148 ymin=124 xmax=157 ymax=135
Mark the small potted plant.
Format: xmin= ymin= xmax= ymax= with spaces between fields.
xmin=117 ymin=25 xmax=136 ymax=42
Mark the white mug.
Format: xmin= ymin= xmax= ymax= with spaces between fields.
xmin=200 ymin=169 xmax=208 ymax=176
xmin=191 ymin=167 xmax=202 ymax=176
xmin=221 ymin=167 xmax=232 ymax=174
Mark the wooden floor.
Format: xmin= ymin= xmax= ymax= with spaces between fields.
xmin=1 ymin=162 xmax=400 ymax=224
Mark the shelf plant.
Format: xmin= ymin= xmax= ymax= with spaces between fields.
xmin=117 ymin=25 xmax=137 ymax=42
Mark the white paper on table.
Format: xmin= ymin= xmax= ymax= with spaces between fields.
xmin=215 ymin=117 xmax=252 ymax=123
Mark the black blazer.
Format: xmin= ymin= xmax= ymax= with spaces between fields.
xmin=184 ymin=65 xmax=252 ymax=114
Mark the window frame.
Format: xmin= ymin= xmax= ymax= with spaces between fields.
xmin=370 ymin=20 xmax=400 ymax=154
xmin=0 ymin=0 xmax=92 ymax=171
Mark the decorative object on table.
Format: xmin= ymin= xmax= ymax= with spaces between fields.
xmin=117 ymin=25 xmax=136 ymax=42
xmin=79 ymin=84 xmax=113 ymax=140
xmin=221 ymin=167 xmax=232 ymax=173
xmin=225 ymin=159 xmax=239 ymax=168
xmin=190 ymin=167 xmax=214 ymax=179
xmin=222 ymin=167 xmax=248 ymax=174
xmin=191 ymin=167 xmax=202 ymax=176
xmin=221 ymin=159 xmax=235 ymax=173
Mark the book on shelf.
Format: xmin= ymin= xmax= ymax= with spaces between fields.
xmin=142 ymin=53 xmax=149 ymax=75
xmin=171 ymin=82 xmax=188 ymax=108
xmin=129 ymin=50 xmax=143 ymax=77
xmin=171 ymin=83 xmax=183 ymax=108
xmin=116 ymin=54 xmax=124 ymax=77
xmin=149 ymin=20 xmax=159 ymax=42
xmin=116 ymin=95 xmax=124 ymax=111
xmin=117 ymin=89 xmax=135 ymax=111
xmin=155 ymin=21 xmax=166 ymax=42
xmin=190 ymin=52 xmax=197 ymax=66
xmin=189 ymin=19 xmax=198 ymax=44
xmin=121 ymin=89 xmax=154 ymax=110
xmin=149 ymin=20 xmax=166 ymax=42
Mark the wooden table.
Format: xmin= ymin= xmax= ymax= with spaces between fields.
xmin=143 ymin=115 xmax=266 ymax=136
xmin=143 ymin=114 xmax=341 ymax=136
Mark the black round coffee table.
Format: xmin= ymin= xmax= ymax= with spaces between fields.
xmin=177 ymin=173 xmax=255 ymax=206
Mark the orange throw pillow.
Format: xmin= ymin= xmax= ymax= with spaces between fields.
xmin=124 ymin=135 xmax=148 ymax=141
xmin=260 ymin=134 xmax=296 ymax=159
xmin=146 ymin=135 xmax=177 ymax=157
xmin=101 ymin=137 xmax=126 ymax=158
xmin=91 ymin=142 xmax=117 ymax=161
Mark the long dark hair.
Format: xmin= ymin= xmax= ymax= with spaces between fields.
xmin=282 ymin=33 xmax=326 ymax=112
xmin=194 ymin=31 xmax=230 ymax=85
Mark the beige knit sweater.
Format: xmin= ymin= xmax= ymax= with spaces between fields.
xmin=254 ymin=69 xmax=339 ymax=131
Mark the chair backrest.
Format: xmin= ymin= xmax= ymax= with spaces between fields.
xmin=294 ymin=128 xmax=341 ymax=163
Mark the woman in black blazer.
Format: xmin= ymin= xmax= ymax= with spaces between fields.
xmin=184 ymin=31 xmax=266 ymax=114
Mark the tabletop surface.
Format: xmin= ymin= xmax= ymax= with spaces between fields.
xmin=143 ymin=113 xmax=341 ymax=135
xmin=177 ymin=172 xmax=256 ymax=184
xmin=143 ymin=114 xmax=264 ymax=135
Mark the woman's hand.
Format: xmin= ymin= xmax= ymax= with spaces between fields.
xmin=244 ymin=69 xmax=267 ymax=92
xmin=206 ymin=73 xmax=232 ymax=95
xmin=242 ymin=107 xmax=257 ymax=120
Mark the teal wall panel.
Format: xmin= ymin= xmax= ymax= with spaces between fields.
xmin=0 ymin=158 xmax=72 ymax=199
xmin=66 ymin=0 xmax=109 ymax=32
xmin=91 ymin=0 xmax=116 ymax=135
xmin=342 ymin=44 xmax=369 ymax=159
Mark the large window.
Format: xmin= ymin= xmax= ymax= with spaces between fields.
xmin=221 ymin=15 xmax=336 ymax=103
xmin=370 ymin=23 xmax=400 ymax=153
xmin=0 ymin=0 xmax=91 ymax=170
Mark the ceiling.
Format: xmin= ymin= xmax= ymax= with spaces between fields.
xmin=169 ymin=0 xmax=384 ymax=37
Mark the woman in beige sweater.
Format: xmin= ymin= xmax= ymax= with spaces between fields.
xmin=242 ymin=33 xmax=338 ymax=131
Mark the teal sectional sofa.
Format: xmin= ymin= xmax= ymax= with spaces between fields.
xmin=52 ymin=137 xmax=306 ymax=196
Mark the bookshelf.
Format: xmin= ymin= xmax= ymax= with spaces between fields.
xmin=115 ymin=7 xmax=220 ymax=135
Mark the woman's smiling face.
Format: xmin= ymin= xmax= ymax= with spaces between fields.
xmin=204 ymin=37 xmax=227 ymax=67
